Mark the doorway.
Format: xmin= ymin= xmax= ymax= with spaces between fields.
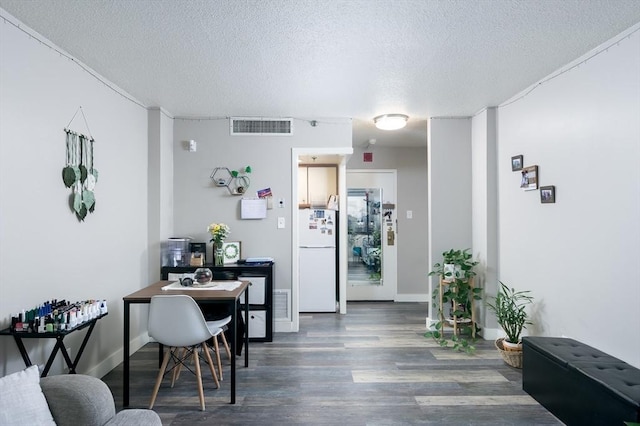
xmin=346 ymin=170 xmax=397 ymax=301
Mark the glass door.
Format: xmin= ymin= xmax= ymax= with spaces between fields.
xmin=347 ymin=188 xmax=382 ymax=285
xmin=346 ymin=170 xmax=397 ymax=301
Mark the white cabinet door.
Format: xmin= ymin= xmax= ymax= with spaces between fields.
xmin=298 ymin=167 xmax=309 ymax=205
xmin=307 ymin=166 xmax=337 ymax=206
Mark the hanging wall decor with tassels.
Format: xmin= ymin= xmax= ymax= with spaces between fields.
xmin=62 ymin=107 xmax=98 ymax=221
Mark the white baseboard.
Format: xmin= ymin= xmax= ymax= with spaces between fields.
xmin=85 ymin=333 xmax=150 ymax=379
xmin=274 ymin=318 xmax=295 ymax=333
xmin=395 ymin=293 xmax=430 ymax=302
xmin=481 ymin=327 xmax=502 ymax=341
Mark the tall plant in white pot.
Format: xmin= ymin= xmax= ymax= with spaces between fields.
xmin=486 ymin=281 xmax=534 ymax=352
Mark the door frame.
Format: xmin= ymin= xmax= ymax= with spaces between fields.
xmin=291 ymin=147 xmax=352 ymax=332
xmin=346 ymin=169 xmax=398 ymax=301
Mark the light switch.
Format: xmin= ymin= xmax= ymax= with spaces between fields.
xmin=406 ymin=210 xmax=413 ymax=219
xmin=277 ymin=217 xmax=285 ymax=229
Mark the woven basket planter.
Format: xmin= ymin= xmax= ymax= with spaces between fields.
xmin=495 ymin=337 xmax=523 ymax=368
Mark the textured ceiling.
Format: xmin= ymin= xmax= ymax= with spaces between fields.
xmin=1 ymin=0 xmax=639 ymax=147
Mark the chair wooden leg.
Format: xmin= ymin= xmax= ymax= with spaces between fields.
xmin=213 ymin=336 xmax=224 ymax=381
xmin=220 ymin=332 xmax=232 ymax=360
xmin=192 ymin=348 xmax=205 ymax=411
xmin=201 ymin=343 xmax=220 ymax=389
xmin=149 ymin=346 xmax=173 ymax=409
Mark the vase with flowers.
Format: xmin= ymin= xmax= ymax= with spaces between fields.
xmin=207 ymin=222 xmax=230 ymax=266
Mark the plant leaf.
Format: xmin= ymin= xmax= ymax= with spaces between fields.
xmin=79 ymin=165 xmax=88 ymax=183
xmin=73 ymin=192 xmax=83 ymax=214
xmin=76 ymin=205 xmax=87 ymax=221
xmin=62 ymin=167 xmax=76 ymax=187
xmin=82 ymin=190 xmax=95 ymax=210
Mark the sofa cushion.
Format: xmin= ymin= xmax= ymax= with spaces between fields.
xmin=40 ymin=374 xmax=116 ymax=426
xmin=0 ymin=365 xmax=56 ymax=426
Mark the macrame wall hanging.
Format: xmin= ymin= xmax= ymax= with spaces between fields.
xmin=62 ymin=106 xmax=98 ymax=221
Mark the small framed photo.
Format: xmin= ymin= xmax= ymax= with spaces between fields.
xmin=511 ymin=155 xmax=523 ymax=171
xmin=540 ymin=186 xmax=556 ymax=203
xmin=520 ymin=165 xmax=538 ymax=191
xmin=222 ymin=241 xmax=241 ymax=264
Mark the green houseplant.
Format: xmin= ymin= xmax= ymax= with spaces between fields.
xmin=487 ymin=281 xmax=533 ymax=368
xmin=425 ymin=249 xmax=482 ymax=354
xmin=486 ymin=281 xmax=534 ymax=353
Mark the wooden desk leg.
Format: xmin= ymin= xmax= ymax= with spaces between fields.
xmin=123 ymin=301 xmax=130 ymax=407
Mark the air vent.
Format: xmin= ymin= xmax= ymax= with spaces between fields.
xmin=274 ymin=289 xmax=291 ymax=320
xmin=230 ymin=117 xmax=293 ymax=136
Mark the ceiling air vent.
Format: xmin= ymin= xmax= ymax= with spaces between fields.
xmin=230 ymin=117 xmax=293 ymax=136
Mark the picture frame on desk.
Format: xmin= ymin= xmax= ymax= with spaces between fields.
xmin=223 ymin=241 xmax=241 ymax=264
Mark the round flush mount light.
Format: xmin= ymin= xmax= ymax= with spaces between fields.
xmin=374 ymin=114 xmax=409 ymax=130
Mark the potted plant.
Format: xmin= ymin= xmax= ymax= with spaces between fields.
xmin=425 ymin=249 xmax=482 ymax=354
xmin=486 ymin=281 xmax=534 ymax=368
xmin=486 ymin=281 xmax=534 ymax=350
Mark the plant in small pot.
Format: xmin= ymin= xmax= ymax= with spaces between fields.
xmin=486 ymin=281 xmax=534 ymax=367
xmin=425 ymin=249 xmax=482 ymax=354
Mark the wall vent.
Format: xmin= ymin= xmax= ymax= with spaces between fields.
xmin=274 ymin=289 xmax=291 ymax=320
xmin=230 ymin=117 xmax=293 ymax=136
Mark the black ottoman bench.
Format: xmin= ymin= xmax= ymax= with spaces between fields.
xmin=523 ymin=336 xmax=640 ymax=426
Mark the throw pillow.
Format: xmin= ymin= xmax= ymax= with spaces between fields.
xmin=0 ymin=365 xmax=56 ymax=425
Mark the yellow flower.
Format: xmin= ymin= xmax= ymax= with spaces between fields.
xmin=207 ymin=222 xmax=230 ymax=245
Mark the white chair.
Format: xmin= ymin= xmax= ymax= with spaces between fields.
xmin=206 ymin=315 xmax=232 ymax=380
xmin=147 ymin=295 xmax=223 ymax=411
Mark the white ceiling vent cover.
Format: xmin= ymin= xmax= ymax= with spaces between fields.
xmin=230 ymin=117 xmax=293 ymax=136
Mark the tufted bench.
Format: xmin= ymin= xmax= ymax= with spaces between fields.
xmin=522 ymin=336 xmax=640 ymax=426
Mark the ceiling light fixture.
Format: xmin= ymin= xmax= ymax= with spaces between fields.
xmin=374 ymin=114 xmax=408 ymax=130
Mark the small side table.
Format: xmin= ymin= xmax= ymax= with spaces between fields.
xmin=0 ymin=313 xmax=107 ymax=377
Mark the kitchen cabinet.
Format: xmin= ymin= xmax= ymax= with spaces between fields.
xmin=298 ymin=165 xmax=337 ymax=207
xmin=161 ymin=263 xmax=274 ymax=342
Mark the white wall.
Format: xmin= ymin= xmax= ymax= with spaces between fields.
xmin=147 ymin=108 xmax=175 ymax=283
xmin=347 ymin=146 xmax=429 ymax=300
xmin=427 ymin=118 xmax=472 ymax=324
xmin=471 ymin=108 xmax=498 ymax=335
xmin=0 ymin=11 xmax=150 ymax=377
xmin=497 ymin=24 xmax=640 ymax=367
xmin=172 ymin=118 xmax=351 ymax=327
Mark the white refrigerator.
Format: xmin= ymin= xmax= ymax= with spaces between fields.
xmin=299 ymin=208 xmax=336 ymax=312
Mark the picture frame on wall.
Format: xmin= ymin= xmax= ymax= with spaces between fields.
xmin=511 ymin=155 xmax=523 ymax=171
xmin=222 ymin=241 xmax=241 ymax=264
xmin=540 ymin=186 xmax=556 ymax=203
xmin=520 ymin=165 xmax=538 ymax=191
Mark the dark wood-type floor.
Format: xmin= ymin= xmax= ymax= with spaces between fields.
xmin=102 ymin=302 xmax=561 ymax=425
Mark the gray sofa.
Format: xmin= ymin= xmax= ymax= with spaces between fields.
xmin=41 ymin=374 xmax=161 ymax=426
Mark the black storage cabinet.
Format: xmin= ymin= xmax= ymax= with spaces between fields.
xmin=161 ymin=263 xmax=274 ymax=342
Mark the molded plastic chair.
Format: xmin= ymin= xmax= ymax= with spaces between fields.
xmin=148 ymin=295 xmax=222 ymax=411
